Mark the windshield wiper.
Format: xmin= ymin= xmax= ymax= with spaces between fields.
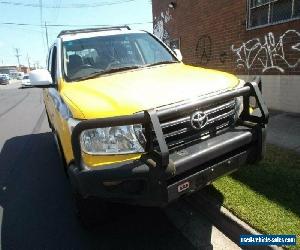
xmin=145 ymin=61 xmax=178 ymax=67
xmin=73 ymin=70 xmax=104 ymax=82
xmin=101 ymin=65 xmax=142 ymax=75
xmin=73 ymin=65 xmax=142 ymax=82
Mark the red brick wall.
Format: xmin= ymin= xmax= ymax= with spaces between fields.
xmin=152 ymin=0 xmax=300 ymax=75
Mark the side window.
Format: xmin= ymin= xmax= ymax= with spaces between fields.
xmin=248 ymin=0 xmax=300 ymax=29
xmin=50 ymin=46 xmax=57 ymax=83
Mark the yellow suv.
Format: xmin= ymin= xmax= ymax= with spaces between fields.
xmin=29 ymin=26 xmax=268 ymax=225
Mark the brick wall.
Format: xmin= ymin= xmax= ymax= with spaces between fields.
xmin=152 ymin=0 xmax=300 ymax=76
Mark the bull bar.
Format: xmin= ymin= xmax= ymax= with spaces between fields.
xmin=68 ymin=77 xmax=269 ymax=206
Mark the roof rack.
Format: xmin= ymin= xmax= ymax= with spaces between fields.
xmin=57 ymin=25 xmax=131 ymax=37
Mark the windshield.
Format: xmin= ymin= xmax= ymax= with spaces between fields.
xmin=62 ymin=32 xmax=177 ymax=81
xmin=23 ymin=76 xmax=29 ymax=79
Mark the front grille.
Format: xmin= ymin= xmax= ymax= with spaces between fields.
xmin=149 ymin=99 xmax=236 ymax=150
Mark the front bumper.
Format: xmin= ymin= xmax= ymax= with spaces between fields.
xmin=68 ymin=78 xmax=268 ymax=206
xmin=68 ymin=124 xmax=266 ymax=206
xmin=0 ymin=80 xmax=9 ymax=85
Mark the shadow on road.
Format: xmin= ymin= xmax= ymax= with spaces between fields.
xmin=0 ymin=132 xmax=212 ymax=249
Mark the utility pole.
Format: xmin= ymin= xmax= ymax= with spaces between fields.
xmin=27 ymin=54 xmax=31 ymax=70
xmin=45 ymin=22 xmax=49 ymax=50
xmin=14 ymin=48 xmax=21 ymax=68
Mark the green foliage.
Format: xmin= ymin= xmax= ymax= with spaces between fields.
xmin=209 ymin=145 xmax=300 ymax=249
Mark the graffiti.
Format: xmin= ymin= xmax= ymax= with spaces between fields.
xmin=153 ymin=9 xmax=172 ymax=42
xmin=153 ymin=19 xmax=170 ymax=42
xmin=231 ymin=30 xmax=300 ymax=73
xmin=219 ymin=52 xmax=228 ymax=64
xmin=195 ymin=35 xmax=212 ymax=65
xmin=170 ymin=39 xmax=180 ymax=50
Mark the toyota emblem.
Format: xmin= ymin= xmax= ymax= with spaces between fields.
xmin=190 ymin=111 xmax=208 ymax=130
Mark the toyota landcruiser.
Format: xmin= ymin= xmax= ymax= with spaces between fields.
xmin=29 ymin=26 xmax=268 ymax=225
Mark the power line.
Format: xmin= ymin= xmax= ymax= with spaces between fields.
xmin=0 ymin=21 xmax=153 ymax=27
xmin=0 ymin=0 xmax=136 ymax=8
xmin=0 ymin=25 xmax=44 ymax=33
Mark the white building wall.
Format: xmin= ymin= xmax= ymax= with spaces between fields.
xmin=239 ymin=75 xmax=300 ymax=113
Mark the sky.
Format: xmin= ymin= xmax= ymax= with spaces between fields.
xmin=0 ymin=0 xmax=153 ymax=67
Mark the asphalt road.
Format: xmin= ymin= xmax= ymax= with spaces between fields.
xmin=0 ymin=82 xmax=240 ymax=250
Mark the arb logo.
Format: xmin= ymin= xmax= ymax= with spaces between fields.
xmin=178 ymin=181 xmax=190 ymax=192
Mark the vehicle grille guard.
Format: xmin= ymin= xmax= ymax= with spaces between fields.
xmin=71 ymin=77 xmax=269 ymax=171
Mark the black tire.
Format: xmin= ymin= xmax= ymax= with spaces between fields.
xmin=74 ymin=193 xmax=109 ymax=229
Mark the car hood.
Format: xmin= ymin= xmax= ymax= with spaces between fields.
xmin=61 ymin=63 xmax=239 ymax=119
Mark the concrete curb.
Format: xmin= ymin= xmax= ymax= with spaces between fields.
xmin=186 ymin=192 xmax=282 ymax=250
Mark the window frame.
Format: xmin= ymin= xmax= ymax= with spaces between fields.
xmin=48 ymin=44 xmax=57 ymax=84
xmin=47 ymin=47 xmax=53 ymax=72
xmin=247 ymin=0 xmax=300 ymax=30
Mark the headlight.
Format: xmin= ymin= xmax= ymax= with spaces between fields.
xmin=234 ymin=79 xmax=245 ymax=120
xmin=80 ymin=125 xmax=145 ymax=155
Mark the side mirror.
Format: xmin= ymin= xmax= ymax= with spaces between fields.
xmin=29 ymin=69 xmax=53 ymax=87
xmin=173 ymin=49 xmax=183 ymax=61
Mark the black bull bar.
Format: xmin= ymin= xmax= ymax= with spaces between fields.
xmin=71 ymin=77 xmax=269 ymax=171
